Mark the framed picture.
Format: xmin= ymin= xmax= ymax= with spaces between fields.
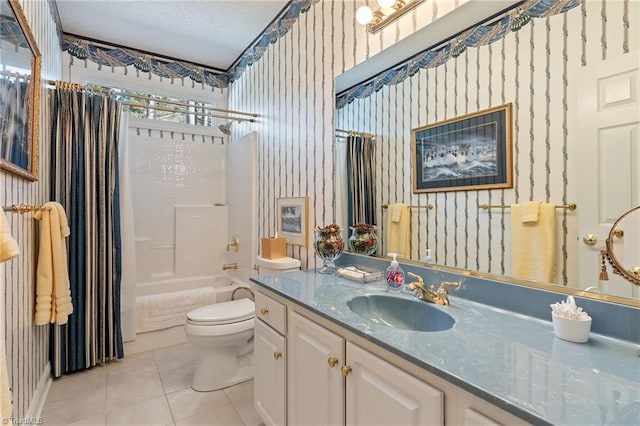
xmin=276 ymin=196 xmax=309 ymax=246
xmin=411 ymin=103 xmax=513 ymax=193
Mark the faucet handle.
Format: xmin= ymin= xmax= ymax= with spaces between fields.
xmin=407 ymin=272 xmax=424 ymax=285
xmin=437 ymin=281 xmax=460 ymax=294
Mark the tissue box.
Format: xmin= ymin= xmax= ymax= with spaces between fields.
xmin=261 ymin=237 xmax=286 ymax=259
xmin=552 ymin=312 xmax=592 ymax=343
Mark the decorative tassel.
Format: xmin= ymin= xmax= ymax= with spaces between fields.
xmin=599 ymin=249 xmax=609 ymax=281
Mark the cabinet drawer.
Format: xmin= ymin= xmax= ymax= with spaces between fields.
xmin=255 ymin=291 xmax=286 ymax=334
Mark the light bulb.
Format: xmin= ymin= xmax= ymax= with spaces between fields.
xmin=378 ymin=0 xmax=396 ymax=9
xmin=356 ymin=5 xmax=374 ymax=25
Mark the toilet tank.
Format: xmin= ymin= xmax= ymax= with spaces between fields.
xmin=256 ymin=256 xmax=301 ymax=275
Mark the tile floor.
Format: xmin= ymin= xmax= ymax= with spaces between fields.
xmin=41 ymin=343 xmax=263 ymax=426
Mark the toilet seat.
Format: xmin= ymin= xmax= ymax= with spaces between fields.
xmin=187 ymin=298 xmax=255 ymax=326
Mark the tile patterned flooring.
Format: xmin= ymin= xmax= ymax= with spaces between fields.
xmin=41 ymin=343 xmax=263 ymax=426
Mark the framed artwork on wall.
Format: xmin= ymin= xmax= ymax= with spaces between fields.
xmin=411 ymin=103 xmax=513 ymax=193
xmin=276 ymin=196 xmax=309 ymax=247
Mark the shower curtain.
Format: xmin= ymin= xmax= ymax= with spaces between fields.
xmin=48 ymin=87 xmax=124 ymax=376
xmin=346 ymin=135 xmax=376 ymax=227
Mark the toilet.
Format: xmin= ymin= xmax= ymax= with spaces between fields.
xmin=256 ymin=255 xmax=301 ymax=275
xmin=184 ymin=298 xmax=255 ymax=391
xmin=184 ymin=256 xmax=300 ymax=391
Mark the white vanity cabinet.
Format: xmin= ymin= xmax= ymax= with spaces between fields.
xmin=288 ymin=311 xmax=345 ymax=425
xmin=254 ymin=292 xmax=287 ymax=426
xmin=287 ymin=310 xmax=443 ymax=425
xmin=344 ymin=341 xmax=444 ymax=425
xmin=254 ymin=288 xmax=527 ymax=426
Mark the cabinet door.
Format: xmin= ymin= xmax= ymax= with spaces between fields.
xmin=288 ymin=311 xmax=345 ymax=426
xmin=254 ymin=319 xmax=286 ymax=426
xmin=345 ymin=342 xmax=444 ymax=426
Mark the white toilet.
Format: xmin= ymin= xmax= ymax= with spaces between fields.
xmin=184 ymin=298 xmax=255 ymax=391
xmin=256 ymin=255 xmax=301 ymax=275
xmin=184 ymin=256 xmax=299 ymax=391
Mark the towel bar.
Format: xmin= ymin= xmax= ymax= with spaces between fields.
xmin=480 ymin=202 xmax=576 ymax=211
xmin=382 ymin=204 xmax=433 ymax=210
xmin=2 ymin=204 xmax=50 ymax=213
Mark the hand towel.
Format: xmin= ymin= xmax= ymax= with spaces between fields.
xmin=0 ymin=209 xmax=19 ymax=262
xmin=520 ymin=201 xmax=540 ymax=224
xmin=386 ymin=204 xmax=411 ymax=258
xmin=33 ymin=202 xmax=73 ymax=325
xmin=389 ymin=204 xmax=403 ymax=223
xmin=511 ymin=202 xmax=557 ymax=282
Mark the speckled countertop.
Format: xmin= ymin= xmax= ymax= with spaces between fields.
xmin=251 ymin=270 xmax=640 ymax=426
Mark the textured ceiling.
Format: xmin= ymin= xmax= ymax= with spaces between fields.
xmin=55 ymin=0 xmax=290 ymax=70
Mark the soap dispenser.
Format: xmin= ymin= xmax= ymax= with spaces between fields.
xmin=385 ymin=253 xmax=405 ymax=292
xmin=423 ymin=248 xmax=433 ymax=264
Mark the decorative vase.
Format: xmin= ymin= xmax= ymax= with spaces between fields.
xmin=348 ymin=224 xmax=378 ymax=255
xmin=314 ymin=224 xmax=344 ymax=274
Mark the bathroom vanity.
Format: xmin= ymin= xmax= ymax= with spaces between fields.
xmin=251 ymin=269 xmax=639 ymax=426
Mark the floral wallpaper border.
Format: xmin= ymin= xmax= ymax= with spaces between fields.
xmin=61 ymin=0 xmax=319 ymax=90
xmin=335 ymin=0 xmax=581 ymax=109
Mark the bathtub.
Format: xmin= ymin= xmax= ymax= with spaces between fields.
xmin=124 ymin=274 xmax=253 ymax=355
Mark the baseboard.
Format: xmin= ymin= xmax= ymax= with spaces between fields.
xmin=124 ymin=325 xmax=188 ymax=355
xmin=26 ymin=362 xmax=51 ymax=418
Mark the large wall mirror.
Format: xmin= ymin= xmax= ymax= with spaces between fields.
xmin=335 ymin=0 xmax=639 ymax=305
xmin=0 ymin=0 xmax=41 ymax=181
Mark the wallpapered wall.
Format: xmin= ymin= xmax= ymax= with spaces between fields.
xmin=229 ymin=0 xmax=637 ymax=281
xmin=1 ymin=0 xmax=63 ymax=417
xmin=228 ymin=0 xmax=467 ymax=269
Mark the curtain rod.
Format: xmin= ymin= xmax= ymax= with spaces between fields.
xmin=335 ymin=128 xmax=374 ymax=138
xmin=46 ymin=79 xmax=258 ymax=119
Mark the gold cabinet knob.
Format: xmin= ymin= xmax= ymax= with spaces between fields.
xmin=341 ymin=365 xmax=352 ymax=377
xmin=612 ymin=228 xmax=624 ymax=238
xmin=260 ymin=308 xmax=269 ymax=316
xmin=273 ymin=351 xmax=282 ymax=360
xmin=328 ymin=357 xmax=339 ymax=368
xmin=583 ymin=234 xmax=598 ymax=246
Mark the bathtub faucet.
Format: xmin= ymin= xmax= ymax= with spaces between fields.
xmin=222 ymin=263 xmax=238 ymax=270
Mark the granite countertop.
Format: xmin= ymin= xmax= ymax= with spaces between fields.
xmin=251 ymin=270 xmax=640 ymax=426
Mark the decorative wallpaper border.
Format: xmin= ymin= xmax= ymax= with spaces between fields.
xmin=61 ymin=0 xmax=319 ymax=90
xmin=336 ymin=0 xmax=581 ymax=109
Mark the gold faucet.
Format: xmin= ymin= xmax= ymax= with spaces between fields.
xmin=406 ymin=272 xmax=460 ymax=306
xmin=222 ymin=263 xmax=238 ymax=270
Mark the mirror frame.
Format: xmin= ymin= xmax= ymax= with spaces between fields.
xmin=606 ymin=205 xmax=640 ymax=287
xmin=0 ymin=0 xmax=41 ymax=181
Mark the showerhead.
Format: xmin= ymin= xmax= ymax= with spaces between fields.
xmin=218 ymin=122 xmax=232 ymax=136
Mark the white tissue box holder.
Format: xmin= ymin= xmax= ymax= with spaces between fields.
xmin=552 ymin=312 xmax=592 ymax=343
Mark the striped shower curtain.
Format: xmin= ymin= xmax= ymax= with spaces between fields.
xmin=48 ymin=87 xmax=124 ymax=377
xmin=346 ymin=135 xmax=376 ymax=227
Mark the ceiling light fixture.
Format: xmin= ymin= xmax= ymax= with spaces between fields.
xmin=356 ymin=0 xmax=425 ymax=34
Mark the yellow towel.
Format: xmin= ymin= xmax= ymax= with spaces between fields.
xmin=34 ymin=202 xmax=73 ymax=325
xmin=0 ymin=209 xmax=20 ymax=262
xmin=386 ymin=204 xmax=411 ymax=258
xmin=511 ymin=202 xmax=557 ymax=282
xmin=520 ymin=201 xmax=540 ymax=224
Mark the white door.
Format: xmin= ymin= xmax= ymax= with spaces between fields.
xmin=345 ymin=342 xmax=444 ymax=425
xmin=226 ymin=132 xmax=258 ymax=282
xmin=576 ymin=51 xmax=639 ymax=298
xmin=254 ymin=319 xmax=286 ymax=426
xmin=288 ymin=311 xmax=345 ymax=426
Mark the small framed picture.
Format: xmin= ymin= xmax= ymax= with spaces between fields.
xmin=276 ymin=196 xmax=309 ymax=247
